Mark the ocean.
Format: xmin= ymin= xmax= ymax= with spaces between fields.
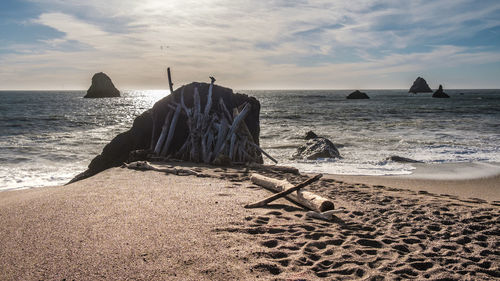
xmin=1 ymin=89 xmax=499 ymax=191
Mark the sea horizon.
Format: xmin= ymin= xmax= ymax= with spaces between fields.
xmin=2 ymin=87 xmax=500 ymax=91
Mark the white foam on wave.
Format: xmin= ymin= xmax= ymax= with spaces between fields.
xmin=403 ymin=162 xmax=500 ymax=180
xmin=274 ymin=158 xmax=416 ymax=176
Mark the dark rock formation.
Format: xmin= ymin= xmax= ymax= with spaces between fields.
xmin=293 ymin=131 xmax=341 ymax=160
xmin=84 ymin=72 xmax=120 ymax=98
xmin=432 ymin=85 xmax=450 ymax=98
xmin=346 ymin=90 xmax=370 ymax=99
xmin=305 ymin=131 xmax=318 ymax=140
xmin=386 ymin=156 xmax=422 ymax=163
xmin=70 ymin=82 xmax=260 ymax=183
xmin=409 ymin=77 xmax=432 ymax=93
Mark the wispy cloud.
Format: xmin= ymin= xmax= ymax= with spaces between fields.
xmin=1 ymin=0 xmax=499 ymax=89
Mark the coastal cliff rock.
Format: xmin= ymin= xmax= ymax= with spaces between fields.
xmin=432 ymin=85 xmax=450 ymax=98
xmin=293 ymin=131 xmax=341 ymax=160
xmin=346 ymin=90 xmax=370 ymax=99
xmin=84 ymin=72 xmax=120 ymax=98
xmin=70 ymin=82 xmax=261 ymax=183
xmin=409 ymin=77 xmax=432 ymax=93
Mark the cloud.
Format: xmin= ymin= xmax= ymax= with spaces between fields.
xmin=1 ymin=0 xmax=499 ymax=89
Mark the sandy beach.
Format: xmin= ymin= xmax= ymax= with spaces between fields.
xmin=1 ymin=163 xmax=499 ymax=280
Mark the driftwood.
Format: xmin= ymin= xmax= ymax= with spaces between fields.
xmin=160 ymin=103 xmax=181 ymax=157
xmin=250 ymin=173 xmax=334 ymax=212
xmin=154 ymin=110 xmax=174 ymax=154
xmin=248 ymin=163 xmax=299 ymax=175
xmin=124 ymin=161 xmax=201 ymax=176
xmin=245 ymin=174 xmax=322 ymax=208
xmin=305 ymin=210 xmax=343 ymax=221
xmin=151 ymin=72 xmax=269 ymax=165
xmin=167 ymin=67 xmax=174 ymax=94
xmin=248 ymin=141 xmax=277 ymax=164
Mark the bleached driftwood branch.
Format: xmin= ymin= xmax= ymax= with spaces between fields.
xmin=250 ymin=173 xmax=334 ymax=212
xmin=160 ymin=103 xmax=181 ymax=157
xmin=124 ymin=161 xmax=200 ymax=176
xmin=245 ymin=174 xmax=322 ymax=208
xmin=154 ymin=110 xmax=173 ymax=154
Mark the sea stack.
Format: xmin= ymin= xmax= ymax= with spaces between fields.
xmin=432 ymin=85 xmax=450 ymax=98
xmin=84 ymin=72 xmax=120 ymax=98
xmin=346 ymin=90 xmax=370 ymax=99
xmin=409 ymin=77 xmax=432 ymax=93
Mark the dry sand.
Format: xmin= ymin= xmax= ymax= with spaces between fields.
xmin=1 ymin=164 xmax=499 ymax=280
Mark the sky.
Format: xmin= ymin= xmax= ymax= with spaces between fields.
xmin=0 ymin=0 xmax=499 ymax=90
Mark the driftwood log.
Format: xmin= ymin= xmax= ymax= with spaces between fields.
xmin=124 ymin=161 xmax=201 ymax=176
xmin=250 ymin=173 xmax=334 ymax=212
xmin=245 ymin=174 xmax=322 ymax=208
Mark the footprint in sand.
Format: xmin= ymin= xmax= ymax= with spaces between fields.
xmin=261 ymin=239 xmax=278 ymax=248
xmin=356 ymin=238 xmax=383 ymax=248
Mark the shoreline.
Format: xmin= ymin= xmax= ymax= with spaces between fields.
xmin=324 ymin=162 xmax=500 ymax=202
xmin=3 ymin=161 xmax=500 ymax=194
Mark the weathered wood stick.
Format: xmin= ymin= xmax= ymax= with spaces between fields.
xmin=150 ymin=112 xmax=158 ymax=150
xmin=194 ymin=87 xmax=201 ymax=125
xmin=227 ymin=103 xmax=251 ymax=142
xmin=167 ymin=67 xmax=174 ymax=94
xmin=305 ymin=210 xmax=343 ymax=221
xmin=154 ymin=110 xmax=174 ymax=154
xmin=213 ymin=103 xmax=251 ymax=161
xmin=250 ymin=173 xmax=334 ymax=212
xmin=160 ymin=103 xmax=181 ymax=157
xmin=201 ymin=132 xmax=208 ymax=163
xmin=237 ymin=113 xmax=256 ymax=144
xmin=229 ymin=133 xmax=237 ymax=160
xmin=124 ymin=161 xmax=199 ymax=176
xmin=205 ymin=130 xmax=214 ymax=163
xmin=245 ymin=174 xmax=322 ymax=208
xmin=247 ymin=141 xmax=278 ymax=164
xmin=213 ymin=118 xmax=228 ymax=161
xmin=204 ymin=80 xmax=214 ymax=117
xmin=219 ymin=98 xmax=233 ymax=123
xmin=166 ymin=102 xmax=186 ymax=117
xmin=180 ymin=88 xmax=191 ymax=116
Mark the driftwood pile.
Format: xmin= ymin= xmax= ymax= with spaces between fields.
xmin=150 ymin=77 xmax=274 ymax=165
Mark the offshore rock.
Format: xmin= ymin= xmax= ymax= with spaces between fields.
xmin=432 ymin=85 xmax=450 ymax=98
xmin=293 ymin=131 xmax=341 ymax=160
xmin=386 ymin=156 xmax=422 ymax=163
xmin=84 ymin=72 xmax=120 ymax=98
xmin=409 ymin=77 xmax=432 ymax=93
xmin=70 ymin=82 xmax=261 ymax=183
xmin=346 ymin=90 xmax=370 ymax=99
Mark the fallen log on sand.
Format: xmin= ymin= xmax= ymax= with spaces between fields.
xmin=250 ymin=173 xmax=334 ymax=212
xmin=124 ymin=161 xmax=201 ymax=176
xmin=245 ymin=174 xmax=322 ymax=208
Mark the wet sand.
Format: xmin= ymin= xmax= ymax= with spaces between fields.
xmin=326 ymin=162 xmax=500 ymax=202
xmin=1 ymin=164 xmax=499 ymax=280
